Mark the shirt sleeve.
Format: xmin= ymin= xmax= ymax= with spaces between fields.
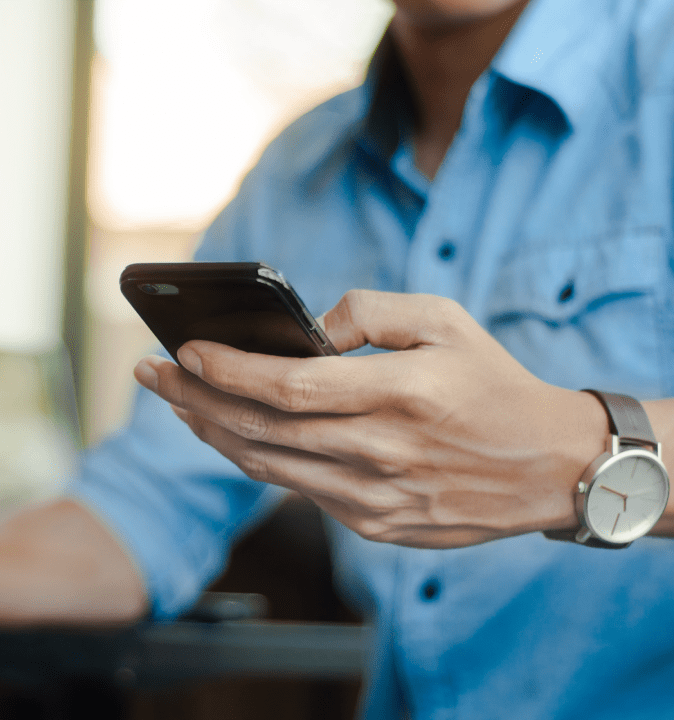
xmin=65 ymin=93 xmax=360 ymax=620
xmin=67 ymin=191 xmax=287 ymax=620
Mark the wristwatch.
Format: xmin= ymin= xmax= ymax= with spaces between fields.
xmin=544 ymin=390 xmax=669 ymax=548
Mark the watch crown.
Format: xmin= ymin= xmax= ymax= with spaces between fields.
xmin=578 ymin=481 xmax=587 ymax=493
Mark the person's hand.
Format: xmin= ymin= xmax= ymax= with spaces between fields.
xmin=134 ymin=290 xmax=607 ymax=548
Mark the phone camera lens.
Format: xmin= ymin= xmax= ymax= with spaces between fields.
xmin=140 ymin=284 xmax=159 ymax=294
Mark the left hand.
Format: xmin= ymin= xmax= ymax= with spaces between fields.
xmin=134 ymin=290 xmax=606 ymax=548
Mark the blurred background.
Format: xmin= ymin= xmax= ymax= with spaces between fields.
xmin=0 ymin=0 xmax=391 ymax=717
xmin=0 ymin=0 xmax=391 ymax=499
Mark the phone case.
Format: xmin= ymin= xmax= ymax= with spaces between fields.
xmin=120 ymin=262 xmax=339 ymax=363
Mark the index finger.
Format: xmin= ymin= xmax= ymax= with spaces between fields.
xmin=176 ymin=341 xmax=395 ymax=414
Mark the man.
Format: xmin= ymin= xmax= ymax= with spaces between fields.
xmin=3 ymin=0 xmax=674 ymax=716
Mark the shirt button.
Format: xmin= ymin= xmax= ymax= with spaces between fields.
xmin=558 ymin=280 xmax=575 ymax=303
xmin=420 ymin=578 xmax=441 ymax=601
xmin=437 ymin=242 xmax=457 ymax=262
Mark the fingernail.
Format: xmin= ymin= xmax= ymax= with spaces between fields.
xmin=134 ymin=360 xmax=158 ymax=392
xmin=177 ymin=346 xmax=202 ymax=376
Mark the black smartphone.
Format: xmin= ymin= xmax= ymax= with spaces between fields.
xmin=119 ymin=262 xmax=339 ymax=364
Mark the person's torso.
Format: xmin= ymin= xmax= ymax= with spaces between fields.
xmin=197 ymin=1 xmax=674 ymax=716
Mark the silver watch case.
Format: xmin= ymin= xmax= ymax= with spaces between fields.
xmin=574 ymin=435 xmax=670 ymax=546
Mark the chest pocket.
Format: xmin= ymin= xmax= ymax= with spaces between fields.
xmin=485 ymin=228 xmax=667 ymax=399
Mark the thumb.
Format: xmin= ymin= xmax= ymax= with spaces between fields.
xmin=320 ymin=289 xmax=447 ymax=354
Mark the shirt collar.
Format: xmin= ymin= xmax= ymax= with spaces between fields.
xmin=306 ymin=0 xmax=637 ymax=183
xmin=356 ymin=0 xmax=632 ymax=161
xmin=492 ymin=0 xmax=637 ymax=130
xmin=300 ymin=30 xmax=413 ymax=187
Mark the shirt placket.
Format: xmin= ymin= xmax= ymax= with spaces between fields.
xmin=390 ymin=75 xmax=496 ymax=720
xmin=392 ymin=549 xmax=457 ymax=719
xmin=403 ymin=74 xmax=492 ymax=307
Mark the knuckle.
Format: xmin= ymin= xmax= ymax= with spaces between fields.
xmin=340 ymin=288 xmax=374 ymax=331
xmin=341 ymin=288 xmax=366 ymax=318
xmin=230 ymin=401 xmax=271 ymax=442
xmin=373 ymin=458 xmax=405 ymax=478
xmin=435 ymin=297 xmax=469 ymax=337
xmin=367 ymin=484 xmax=405 ymax=514
xmin=274 ymin=369 xmax=317 ymax=412
xmin=408 ymin=295 xmax=460 ymax=345
xmin=393 ymin=370 xmax=423 ymax=406
xmin=356 ymin=517 xmax=392 ymax=543
xmin=238 ymin=446 xmax=271 ymax=484
xmin=368 ymin=444 xmax=409 ymax=478
xmin=387 ymin=358 xmax=439 ymax=415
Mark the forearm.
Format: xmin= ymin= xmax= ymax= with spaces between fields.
xmin=0 ymin=499 xmax=148 ymax=625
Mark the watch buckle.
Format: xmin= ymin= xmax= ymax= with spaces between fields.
xmin=608 ymin=434 xmax=661 ymax=458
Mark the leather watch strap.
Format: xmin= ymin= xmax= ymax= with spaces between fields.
xmin=581 ymin=389 xmax=656 ymax=448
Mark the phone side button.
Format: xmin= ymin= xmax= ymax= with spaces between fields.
xmin=312 ymin=327 xmax=328 ymax=347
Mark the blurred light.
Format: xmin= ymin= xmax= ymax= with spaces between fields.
xmin=0 ymin=0 xmax=75 ymax=353
xmin=89 ymin=0 xmax=392 ymax=230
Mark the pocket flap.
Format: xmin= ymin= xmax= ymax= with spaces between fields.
xmin=488 ymin=228 xmax=664 ymax=326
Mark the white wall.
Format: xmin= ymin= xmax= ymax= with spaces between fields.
xmin=0 ymin=0 xmax=76 ymax=353
xmin=90 ymin=0 xmax=393 ymax=229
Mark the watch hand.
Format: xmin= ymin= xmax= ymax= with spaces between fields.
xmin=611 ymin=513 xmax=620 ymax=536
xmin=599 ymin=485 xmax=628 ymax=510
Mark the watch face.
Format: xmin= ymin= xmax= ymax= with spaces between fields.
xmin=584 ymin=449 xmax=670 ymax=544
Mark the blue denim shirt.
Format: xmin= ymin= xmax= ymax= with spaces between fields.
xmin=71 ymin=0 xmax=674 ymax=717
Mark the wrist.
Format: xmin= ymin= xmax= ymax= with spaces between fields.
xmin=537 ymin=387 xmax=609 ymax=533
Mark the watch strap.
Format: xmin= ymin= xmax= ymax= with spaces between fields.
xmin=581 ymin=389 xmax=656 ymax=448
